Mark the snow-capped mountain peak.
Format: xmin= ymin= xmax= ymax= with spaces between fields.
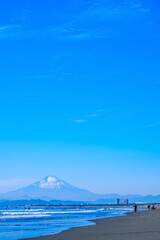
xmin=34 ymin=176 xmax=66 ymax=189
xmin=0 ymin=175 xmax=99 ymax=201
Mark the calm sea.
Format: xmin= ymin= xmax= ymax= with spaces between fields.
xmin=0 ymin=206 xmax=133 ymax=240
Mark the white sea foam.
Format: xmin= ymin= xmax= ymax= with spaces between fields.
xmin=0 ymin=214 xmax=51 ymax=219
xmin=0 ymin=208 xmax=103 ymax=219
xmin=0 ymin=207 xmax=132 ymax=221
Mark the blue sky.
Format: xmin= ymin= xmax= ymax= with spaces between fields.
xmin=0 ymin=0 xmax=160 ymax=195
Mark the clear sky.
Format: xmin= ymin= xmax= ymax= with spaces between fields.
xmin=0 ymin=0 xmax=160 ymax=195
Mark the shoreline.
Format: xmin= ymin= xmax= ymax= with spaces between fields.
xmin=24 ymin=208 xmax=160 ymax=240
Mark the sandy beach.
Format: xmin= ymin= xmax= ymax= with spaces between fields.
xmin=26 ymin=209 xmax=160 ymax=240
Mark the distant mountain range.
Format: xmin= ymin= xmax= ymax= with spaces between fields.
xmin=0 ymin=176 xmax=160 ymax=204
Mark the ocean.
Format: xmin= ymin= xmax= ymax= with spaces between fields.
xmin=0 ymin=206 xmax=133 ymax=240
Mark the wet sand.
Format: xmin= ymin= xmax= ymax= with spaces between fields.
xmin=26 ymin=209 xmax=160 ymax=240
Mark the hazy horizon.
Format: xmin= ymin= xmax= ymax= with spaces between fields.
xmin=1 ymin=0 xmax=160 ymax=197
xmin=0 ymin=173 xmax=159 ymax=197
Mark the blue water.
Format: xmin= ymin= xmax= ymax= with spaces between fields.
xmin=0 ymin=206 xmax=133 ymax=240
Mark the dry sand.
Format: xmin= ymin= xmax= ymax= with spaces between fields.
xmin=26 ymin=209 xmax=160 ymax=240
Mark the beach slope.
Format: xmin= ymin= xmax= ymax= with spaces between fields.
xmin=27 ymin=209 xmax=160 ymax=240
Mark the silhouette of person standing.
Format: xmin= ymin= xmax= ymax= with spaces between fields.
xmin=152 ymin=205 xmax=155 ymax=210
xmin=134 ymin=204 xmax=137 ymax=213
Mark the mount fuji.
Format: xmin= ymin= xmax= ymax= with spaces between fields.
xmin=0 ymin=176 xmax=102 ymax=201
xmin=1 ymin=176 xmax=160 ymax=203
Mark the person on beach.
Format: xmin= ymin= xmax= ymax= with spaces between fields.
xmin=134 ymin=204 xmax=137 ymax=213
xmin=152 ymin=205 xmax=155 ymax=210
xmin=148 ymin=205 xmax=150 ymax=209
